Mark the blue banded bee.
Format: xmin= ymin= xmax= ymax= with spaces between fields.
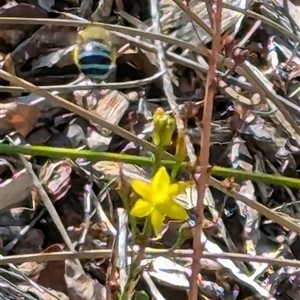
xmin=73 ymin=25 xmax=117 ymax=82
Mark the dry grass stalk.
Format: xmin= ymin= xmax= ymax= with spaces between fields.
xmin=189 ymin=1 xmax=223 ymax=299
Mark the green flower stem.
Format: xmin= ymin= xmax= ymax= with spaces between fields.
xmin=0 ymin=144 xmax=177 ymax=167
xmin=153 ymin=147 xmax=164 ymax=174
xmin=170 ymin=161 xmax=181 ymax=181
xmin=119 ymin=219 xmax=152 ymax=300
xmin=1 ymin=144 xmax=300 ymax=188
xmin=211 ymin=166 xmax=300 ymax=189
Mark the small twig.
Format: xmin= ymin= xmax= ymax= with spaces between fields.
xmin=1 ymin=249 xmax=300 ymax=268
xmin=1 ymin=17 xmax=298 ymax=118
xmin=116 ymin=9 xmax=173 ymax=54
xmin=2 ymin=15 xmax=297 ymax=123
xmin=236 ymin=19 xmax=262 ymax=48
xmin=142 ymin=271 xmax=165 ymax=300
xmin=0 ymin=69 xmax=173 ymax=160
xmin=0 ymin=15 xmax=298 ymax=56
xmin=149 ymin=0 xmax=196 ymax=163
xmin=5 ymin=137 xmax=84 ymax=273
xmin=116 ymin=208 xmax=129 ymax=293
xmin=119 ymin=221 xmax=151 ymax=300
xmin=222 ymin=3 xmax=300 ymax=43
xmin=0 ymin=17 xmax=210 ymax=57
xmin=0 ymin=8 xmax=298 ymax=42
xmin=242 ymin=61 xmax=300 ymax=138
xmin=3 ymin=208 xmax=46 ymax=255
xmin=189 ymin=2 xmax=222 ymax=299
xmin=0 ymin=71 xmax=164 ymax=93
xmin=106 ymin=244 xmax=115 ymax=300
xmin=171 ymin=0 xmax=213 ymax=37
xmin=209 ymin=177 xmax=300 ymax=235
xmin=0 ymin=264 xmax=61 ymax=300
xmin=204 ymin=0 xmax=215 ymax=30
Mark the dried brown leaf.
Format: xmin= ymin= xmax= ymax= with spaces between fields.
xmin=18 ymin=284 xmax=69 ymax=300
xmin=65 ymin=259 xmax=107 ymax=300
xmin=37 ymin=244 xmax=69 ymax=295
xmin=0 ymin=3 xmax=48 ymax=53
xmin=0 ymin=102 xmax=40 ymax=136
xmin=37 ymin=160 xmax=72 ymax=203
xmin=0 ymin=168 xmax=33 ymax=210
xmin=18 ymin=260 xmax=46 ymax=279
xmin=11 ymin=228 xmax=44 ymax=255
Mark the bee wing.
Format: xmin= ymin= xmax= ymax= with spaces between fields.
xmin=73 ymin=44 xmax=79 ymax=65
xmin=110 ymin=46 xmax=117 ymax=66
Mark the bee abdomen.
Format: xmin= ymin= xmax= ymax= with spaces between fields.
xmin=77 ymin=41 xmax=112 ymax=80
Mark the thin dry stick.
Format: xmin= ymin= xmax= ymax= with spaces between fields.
xmin=116 ymin=9 xmax=173 ymax=54
xmin=171 ymin=0 xmax=213 ymax=37
xmin=116 ymin=208 xmax=129 ymax=293
xmin=1 ymin=17 xmax=299 ymax=122
xmin=1 ymin=16 xmax=299 ymax=77
xmin=204 ymin=0 xmax=215 ymax=30
xmin=209 ymin=177 xmax=300 ymax=235
xmin=1 ymin=71 xmax=298 ymax=232
xmin=0 ymin=69 xmax=172 ymax=160
xmin=0 ymin=71 xmax=164 ymax=93
xmin=1 ymin=249 xmax=300 ymax=268
xmin=1 ymin=72 xmax=299 ymax=230
xmin=0 ymin=22 xmax=298 ymax=231
xmin=222 ymin=3 xmax=300 ymax=43
xmin=189 ymin=2 xmax=222 ymax=300
xmin=149 ymin=0 xmax=196 ymax=163
xmin=9 ymin=151 xmax=84 ymax=273
xmin=0 ymin=17 xmax=210 ymax=57
xmin=1 ymin=8 xmax=299 ymax=42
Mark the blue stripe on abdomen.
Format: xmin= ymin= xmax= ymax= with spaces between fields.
xmin=78 ymin=55 xmax=111 ymax=67
xmin=77 ymin=41 xmax=112 ymax=79
xmin=79 ymin=64 xmax=111 ymax=70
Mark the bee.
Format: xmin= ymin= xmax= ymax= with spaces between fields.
xmin=73 ymin=25 xmax=117 ymax=82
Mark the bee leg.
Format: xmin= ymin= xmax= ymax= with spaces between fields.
xmin=105 ymin=65 xmax=117 ymax=82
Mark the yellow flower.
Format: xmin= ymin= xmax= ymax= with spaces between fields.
xmin=130 ymin=166 xmax=190 ymax=235
xmin=152 ymin=108 xmax=176 ymax=147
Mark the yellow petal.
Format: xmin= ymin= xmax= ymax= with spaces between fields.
xmin=151 ymin=167 xmax=170 ymax=193
xmin=168 ymin=181 xmax=191 ymax=198
xmin=150 ymin=209 xmax=165 ymax=236
xmin=157 ymin=201 xmax=189 ymax=220
xmin=130 ymin=199 xmax=154 ymax=217
xmin=130 ymin=179 xmax=151 ymax=200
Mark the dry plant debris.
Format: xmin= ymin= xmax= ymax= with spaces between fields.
xmin=0 ymin=0 xmax=300 ymax=299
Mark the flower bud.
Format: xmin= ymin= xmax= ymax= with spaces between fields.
xmin=152 ymin=108 xmax=176 ymax=147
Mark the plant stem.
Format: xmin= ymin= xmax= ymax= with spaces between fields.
xmin=189 ymin=2 xmax=222 ymax=299
xmin=170 ymin=163 xmax=181 ymax=181
xmin=211 ymin=167 xmax=300 ymax=188
xmin=0 ymin=144 xmax=176 ymax=167
xmin=119 ymin=220 xmax=152 ymax=300
xmin=153 ymin=147 xmax=164 ymax=174
xmin=1 ymin=144 xmax=300 ymax=188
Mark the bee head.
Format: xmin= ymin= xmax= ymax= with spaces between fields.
xmin=77 ymin=25 xmax=112 ymax=45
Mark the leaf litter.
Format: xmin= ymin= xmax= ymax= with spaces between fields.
xmin=0 ymin=0 xmax=300 ymax=299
